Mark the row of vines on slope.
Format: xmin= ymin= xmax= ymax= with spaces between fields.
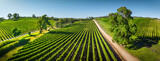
xmin=8 ymin=21 xmax=119 ymax=61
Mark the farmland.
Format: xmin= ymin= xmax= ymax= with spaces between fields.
xmin=0 ymin=0 xmax=159 ymax=60
xmin=2 ymin=21 xmax=119 ymax=61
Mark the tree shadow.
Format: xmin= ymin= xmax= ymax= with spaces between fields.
xmin=127 ymin=36 xmax=159 ymax=50
xmin=62 ymin=23 xmax=82 ymax=28
xmin=30 ymin=35 xmax=36 ymax=37
xmin=18 ymin=38 xmax=30 ymax=46
xmin=48 ymin=31 xmax=74 ymax=34
xmin=0 ymin=38 xmax=29 ymax=57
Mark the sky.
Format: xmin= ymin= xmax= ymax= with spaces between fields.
xmin=0 ymin=0 xmax=160 ymax=19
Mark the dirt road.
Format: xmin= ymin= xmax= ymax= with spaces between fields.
xmin=93 ymin=20 xmax=139 ymax=61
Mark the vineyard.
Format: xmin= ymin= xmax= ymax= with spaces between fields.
xmin=96 ymin=18 xmax=160 ymax=38
xmin=0 ymin=18 xmax=55 ymax=41
xmin=0 ymin=28 xmax=14 ymax=41
xmin=134 ymin=18 xmax=160 ymax=38
xmin=6 ymin=21 xmax=120 ymax=61
xmin=96 ymin=17 xmax=160 ymax=61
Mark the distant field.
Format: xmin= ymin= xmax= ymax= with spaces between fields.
xmin=134 ymin=18 xmax=160 ymax=38
xmin=0 ymin=18 xmax=55 ymax=41
xmin=7 ymin=21 xmax=119 ymax=61
xmin=96 ymin=18 xmax=160 ymax=61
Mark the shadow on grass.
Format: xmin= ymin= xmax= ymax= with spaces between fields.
xmin=126 ymin=36 xmax=159 ymax=50
xmin=62 ymin=23 xmax=83 ymax=28
xmin=30 ymin=35 xmax=36 ymax=37
xmin=48 ymin=31 xmax=74 ymax=34
xmin=18 ymin=38 xmax=30 ymax=46
xmin=0 ymin=38 xmax=30 ymax=58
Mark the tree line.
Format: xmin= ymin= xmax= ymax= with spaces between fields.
xmin=8 ymin=13 xmax=20 ymax=21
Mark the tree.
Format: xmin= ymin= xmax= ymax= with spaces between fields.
xmin=50 ymin=16 xmax=54 ymax=20
xmin=108 ymin=7 xmax=137 ymax=45
xmin=8 ymin=13 xmax=12 ymax=19
xmin=55 ymin=22 xmax=59 ymax=27
xmin=28 ymin=32 xmax=31 ymax=36
xmin=13 ymin=13 xmax=19 ymax=21
xmin=57 ymin=19 xmax=64 ymax=28
xmin=12 ymin=28 xmax=21 ymax=36
xmin=68 ymin=18 xmax=74 ymax=24
xmin=37 ymin=14 xmax=52 ymax=33
xmin=32 ymin=14 xmax=36 ymax=18
xmin=0 ymin=18 xmax=4 ymax=21
xmin=89 ymin=17 xmax=94 ymax=20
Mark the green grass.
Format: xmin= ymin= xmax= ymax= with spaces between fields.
xmin=0 ymin=17 xmax=55 ymax=41
xmin=126 ymin=46 xmax=160 ymax=61
xmin=134 ymin=18 xmax=160 ymax=37
xmin=0 ymin=18 xmax=38 ymax=34
xmin=96 ymin=18 xmax=113 ymax=36
xmin=96 ymin=17 xmax=160 ymax=61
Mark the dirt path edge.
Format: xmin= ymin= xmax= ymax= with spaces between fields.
xmin=93 ymin=19 xmax=140 ymax=61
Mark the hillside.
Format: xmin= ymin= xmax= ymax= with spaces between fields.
xmin=0 ymin=17 xmax=55 ymax=41
xmin=0 ymin=20 xmax=121 ymax=61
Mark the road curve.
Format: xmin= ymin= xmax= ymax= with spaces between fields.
xmin=93 ymin=19 xmax=140 ymax=61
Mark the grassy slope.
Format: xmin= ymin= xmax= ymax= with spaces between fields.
xmin=0 ymin=17 xmax=55 ymax=34
xmin=95 ymin=18 xmax=113 ymax=36
xmin=0 ymin=18 xmax=38 ymax=34
xmin=96 ymin=18 xmax=160 ymax=61
xmin=0 ymin=17 xmax=55 ymax=40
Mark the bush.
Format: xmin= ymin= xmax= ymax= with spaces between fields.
xmin=28 ymin=32 xmax=31 ymax=36
xmin=12 ymin=28 xmax=21 ymax=36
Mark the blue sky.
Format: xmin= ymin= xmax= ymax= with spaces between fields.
xmin=0 ymin=0 xmax=160 ymax=19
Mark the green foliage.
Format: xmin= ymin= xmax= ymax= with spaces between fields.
xmin=108 ymin=7 xmax=137 ymax=45
xmin=13 ymin=13 xmax=19 ymax=21
xmin=56 ymin=18 xmax=75 ymax=28
xmin=28 ymin=32 xmax=31 ymax=36
xmin=0 ymin=18 xmax=4 ymax=21
xmin=12 ymin=28 xmax=21 ymax=36
xmin=37 ymin=15 xmax=52 ymax=33
xmin=8 ymin=13 xmax=12 ymax=19
xmin=32 ymin=14 xmax=36 ymax=18
xmin=86 ymin=17 xmax=94 ymax=20
xmin=117 ymin=7 xmax=132 ymax=18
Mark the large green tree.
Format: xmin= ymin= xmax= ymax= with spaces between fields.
xmin=37 ymin=15 xmax=52 ymax=33
xmin=56 ymin=19 xmax=64 ymax=28
xmin=13 ymin=13 xmax=19 ymax=21
xmin=109 ymin=7 xmax=137 ymax=45
xmin=8 ymin=13 xmax=12 ymax=19
xmin=32 ymin=14 xmax=36 ymax=18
